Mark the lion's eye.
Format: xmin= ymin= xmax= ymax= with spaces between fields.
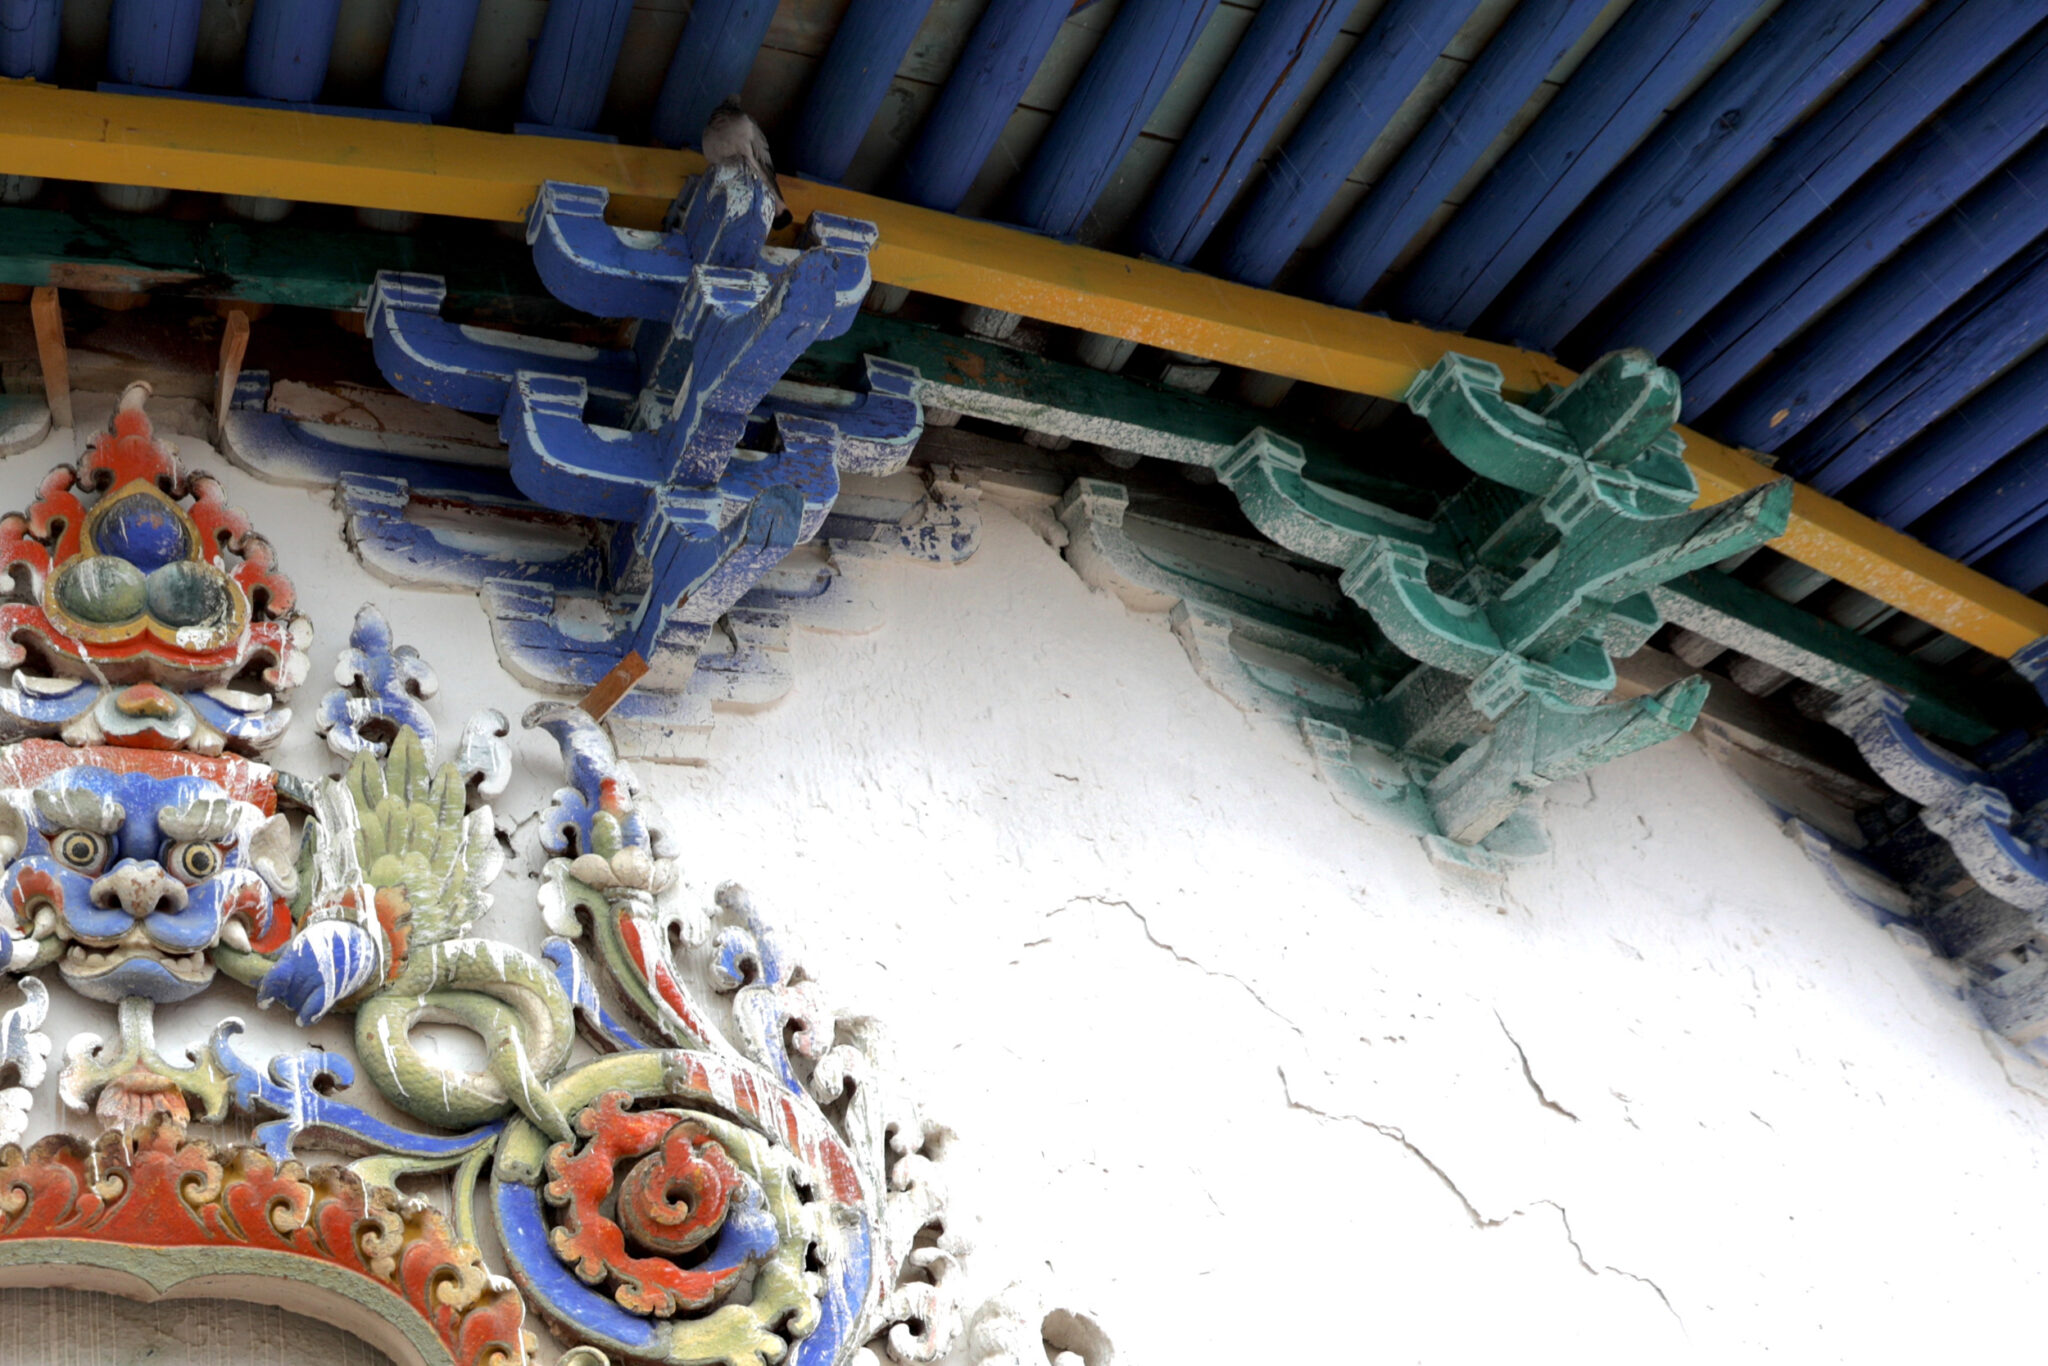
xmin=54 ymin=830 xmax=107 ymax=872
xmin=167 ymin=841 xmax=223 ymax=882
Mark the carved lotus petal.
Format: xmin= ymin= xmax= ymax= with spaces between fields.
xmin=611 ymin=848 xmax=653 ymax=890
xmin=569 ymin=854 xmax=616 ymax=888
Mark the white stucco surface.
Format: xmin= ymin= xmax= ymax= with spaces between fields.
xmin=0 ymin=414 xmax=2040 ymax=1363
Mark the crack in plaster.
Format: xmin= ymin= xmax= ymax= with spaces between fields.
xmin=1051 ymin=896 xmax=1304 ymax=1037
xmin=1496 ymin=1011 xmax=1580 ymax=1121
xmin=1534 ymin=1199 xmax=1682 ymax=1326
xmin=1278 ymin=1067 xmax=1682 ymax=1328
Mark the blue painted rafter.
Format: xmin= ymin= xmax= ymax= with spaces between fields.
xmin=1704 ymin=134 xmax=2048 ymax=452
xmin=1009 ymin=0 xmax=1220 ymax=240
xmin=788 ymin=0 xmax=939 ymax=182
xmin=107 ymin=0 xmax=202 ymax=88
xmin=1670 ymin=21 xmax=2048 ymax=419
xmin=1216 ymin=0 xmax=1480 ymax=290
xmin=1977 ymin=442 xmax=2048 ymax=593
xmin=1313 ymin=0 xmax=1611 ymax=309
xmin=1915 ymin=431 xmax=2048 ymax=570
xmin=1395 ymin=0 xmax=1757 ymax=332
xmin=1131 ymin=0 xmax=1348 ymax=266
xmin=1594 ymin=0 xmax=2045 ymax=361
xmin=895 ymin=0 xmax=1071 ymax=213
xmin=652 ymin=0 xmax=778 ymax=150
xmin=384 ymin=0 xmax=485 ymax=119
xmin=1783 ymin=232 xmax=2048 ymax=495
xmin=244 ymin=0 xmax=342 ymax=103
xmin=0 ymin=0 xmax=61 ymax=80
xmin=1846 ymin=343 xmax=2048 ymax=527
xmin=1485 ymin=0 xmax=1925 ymax=351
xmin=521 ymin=0 xmax=633 ymax=132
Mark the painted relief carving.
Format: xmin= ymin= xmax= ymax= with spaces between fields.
xmin=1023 ymin=351 xmax=1789 ymax=864
xmin=0 ymin=389 xmax=1061 ymax=1366
xmin=1827 ymin=670 xmax=2048 ymax=1053
xmin=218 ymin=165 xmax=965 ymax=765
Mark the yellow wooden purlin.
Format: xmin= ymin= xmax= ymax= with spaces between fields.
xmin=3 ymin=81 xmax=2042 ymax=656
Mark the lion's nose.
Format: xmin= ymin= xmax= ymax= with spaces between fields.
xmin=90 ymin=865 xmax=189 ymax=919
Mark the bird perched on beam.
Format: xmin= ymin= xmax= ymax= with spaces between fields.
xmin=698 ymin=95 xmax=791 ymax=230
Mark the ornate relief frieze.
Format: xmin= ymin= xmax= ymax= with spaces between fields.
xmin=0 ymin=391 xmax=1099 ymax=1366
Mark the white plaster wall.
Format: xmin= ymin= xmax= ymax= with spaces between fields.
xmin=0 ymin=414 xmax=2044 ymax=1363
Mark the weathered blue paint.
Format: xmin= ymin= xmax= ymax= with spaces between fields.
xmin=493 ymin=1183 xmax=660 ymax=1348
xmin=624 ymin=452 xmax=827 ymax=663
xmin=1671 ymin=21 xmax=2048 ymax=416
xmin=367 ymin=271 xmax=641 ymax=423
xmin=498 ymin=374 xmax=669 ymax=521
xmin=895 ymin=0 xmax=1071 ymax=212
xmin=544 ymin=939 xmax=651 ymax=1054
xmin=1981 ymin=513 xmax=2048 ymax=596
xmin=1486 ymin=0 xmax=1924 ymax=350
xmin=1009 ymin=0 xmax=1220 ymax=239
xmin=1849 ymin=344 xmax=2048 ymax=527
xmin=105 ymin=0 xmax=201 ymax=88
xmin=758 ymin=356 xmax=924 ymax=474
xmin=520 ymin=0 xmax=633 ymax=132
xmin=1705 ymin=133 xmax=2048 ymax=452
xmin=651 ymin=0 xmax=778 ymax=149
xmin=637 ymin=211 xmax=879 ymax=480
xmin=382 ymin=0 xmax=483 ymax=119
xmin=527 ymin=178 xmax=747 ymax=322
xmin=1396 ymin=0 xmax=1757 ymax=331
xmin=1316 ymin=0 xmax=1610 ymax=309
xmin=371 ymin=165 xmax=907 ymax=712
xmin=215 ymin=1029 xmax=506 ymax=1163
xmin=1830 ymin=682 xmax=2048 ymax=913
xmin=224 ymin=407 xmax=517 ymax=496
xmin=1218 ymin=0 xmax=1479 ymax=289
xmin=1132 ymin=0 xmax=1347 ymax=266
xmin=338 ymin=472 xmax=608 ymax=592
xmin=1595 ymin=0 xmax=2041 ymax=360
xmin=789 ymin=0 xmax=939 ymax=182
xmin=1916 ymin=432 xmax=2048 ymax=568
xmin=242 ymin=0 xmax=341 ymax=103
xmin=0 ymin=0 xmax=61 ymax=81
xmin=1785 ymin=233 xmax=2048 ymax=495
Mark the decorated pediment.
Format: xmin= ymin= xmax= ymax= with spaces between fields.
xmin=0 ymin=390 xmax=1069 ymax=1366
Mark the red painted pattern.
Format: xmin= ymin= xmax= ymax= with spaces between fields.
xmin=666 ymin=1053 xmax=863 ymax=1207
xmin=0 ymin=1120 xmax=530 ymax=1365
xmin=0 ymin=740 xmax=276 ymax=812
xmin=0 ymin=604 xmax=297 ymax=675
xmin=618 ymin=911 xmax=717 ymax=1044
xmin=543 ymin=1090 xmax=747 ymax=1317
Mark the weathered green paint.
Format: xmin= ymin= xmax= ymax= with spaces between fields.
xmin=1215 ymin=431 xmax=1455 ymax=565
xmin=1656 ymin=568 xmax=2011 ymax=745
xmin=1492 ymin=473 xmax=1794 ymax=660
xmin=1427 ymin=675 xmax=1708 ymax=844
xmin=1257 ymin=349 xmax=1794 ymax=844
xmin=0 ymin=205 xmax=579 ymax=329
xmin=797 ymin=313 xmax=1438 ymax=513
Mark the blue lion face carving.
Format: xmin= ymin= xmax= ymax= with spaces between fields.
xmin=0 ymin=768 xmax=294 ymax=1003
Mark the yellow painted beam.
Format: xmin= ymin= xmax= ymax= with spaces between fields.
xmin=0 ymin=82 xmax=1577 ymax=395
xmin=1682 ymin=436 xmax=2048 ymax=658
xmin=3 ymin=82 xmax=2044 ymax=655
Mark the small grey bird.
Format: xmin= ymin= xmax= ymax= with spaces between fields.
xmin=702 ymin=95 xmax=790 ymax=230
